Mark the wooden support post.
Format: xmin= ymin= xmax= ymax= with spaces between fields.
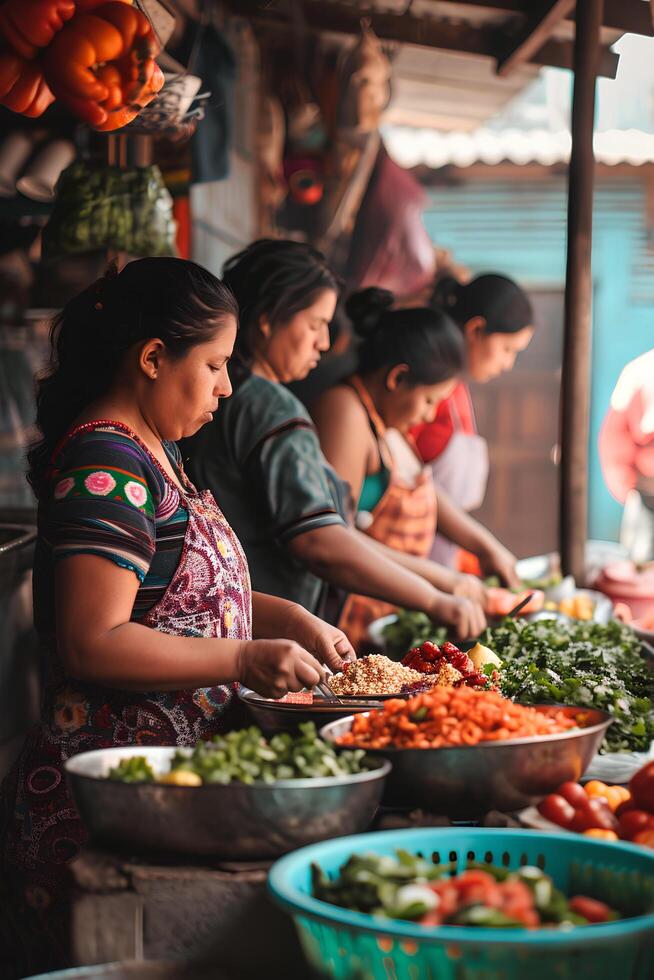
xmin=559 ymin=0 xmax=604 ymax=581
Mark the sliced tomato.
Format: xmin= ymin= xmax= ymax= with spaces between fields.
xmin=498 ymin=880 xmax=538 ymax=926
xmin=453 ymin=870 xmax=503 ymax=909
xmin=430 ymin=880 xmax=459 ymax=918
xmin=568 ymin=896 xmax=614 ymax=923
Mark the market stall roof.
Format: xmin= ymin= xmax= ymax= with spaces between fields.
xmin=233 ymin=0 xmax=653 ymax=130
xmin=384 ymin=125 xmax=654 ymax=167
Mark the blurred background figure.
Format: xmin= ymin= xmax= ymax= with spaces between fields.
xmin=599 ymin=348 xmax=654 ymax=562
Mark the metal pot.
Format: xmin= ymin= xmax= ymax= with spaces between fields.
xmin=320 ymin=706 xmax=612 ymax=818
xmin=65 ymin=745 xmax=390 ymax=859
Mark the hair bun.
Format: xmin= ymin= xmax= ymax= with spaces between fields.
xmin=346 ymin=287 xmax=394 ymax=337
xmin=430 ymin=274 xmax=460 ymax=310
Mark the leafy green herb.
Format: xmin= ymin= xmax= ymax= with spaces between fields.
xmin=481 ymin=619 xmax=654 ymax=753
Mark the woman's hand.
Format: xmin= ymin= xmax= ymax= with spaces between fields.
xmin=283 ymin=604 xmax=356 ymax=673
xmin=452 ymin=572 xmax=488 ymax=608
xmin=428 ymin=593 xmax=487 ymax=641
xmin=478 ymin=541 xmax=520 ymax=589
xmin=236 ymin=639 xmax=325 ymax=699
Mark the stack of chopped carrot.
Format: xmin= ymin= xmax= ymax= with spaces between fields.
xmin=337 ymin=686 xmax=577 ymax=749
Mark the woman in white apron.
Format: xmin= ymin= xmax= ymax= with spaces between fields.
xmin=412 ymin=273 xmax=535 ymax=585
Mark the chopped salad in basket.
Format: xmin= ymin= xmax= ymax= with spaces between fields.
xmin=312 ymin=850 xmax=623 ymax=929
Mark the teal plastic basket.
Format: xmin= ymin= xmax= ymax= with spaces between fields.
xmin=269 ymin=828 xmax=654 ymax=980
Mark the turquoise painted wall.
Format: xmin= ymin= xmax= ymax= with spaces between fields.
xmin=424 ymin=177 xmax=654 ymax=541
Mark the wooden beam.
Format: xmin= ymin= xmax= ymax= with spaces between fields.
xmin=496 ymin=0 xmax=577 ymax=77
xmin=559 ymin=0 xmax=604 ymax=583
xmin=235 ymin=2 xmax=619 ymax=77
xmin=434 ymin=0 xmax=653 ymax=36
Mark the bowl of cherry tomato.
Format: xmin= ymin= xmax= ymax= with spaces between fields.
xmin=523 ymin=760 xmax=654 ymax=848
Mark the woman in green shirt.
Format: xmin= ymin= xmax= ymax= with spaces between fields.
xmin=182 ymin=240 xmax=486 ymax=641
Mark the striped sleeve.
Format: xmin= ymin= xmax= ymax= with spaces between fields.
xmin=45 ymin=431 xmax=162 ymax=583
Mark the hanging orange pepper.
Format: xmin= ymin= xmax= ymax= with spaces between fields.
xmin=73 ymin=0 xmax=133 ymax=9
xmin=93 ymin=63 xmax=164 ymax=131
xmin=42 ymin=1 xmax=162 ymax=130
xmin=0 ymin=0 xmax=75 ymax=60
xmin=0 ymin=51 xmax=55 ymax=117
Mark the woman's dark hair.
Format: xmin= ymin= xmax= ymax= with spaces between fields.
xmin=347 ymin=287 xmax=465 ymax=385
xmin=222 ymin=239 xmax=339 ymax=374
xmin=27 ymin=257 xmax=238 ymax=494
xmin=431 ymin=273 xmax=533 ymax=335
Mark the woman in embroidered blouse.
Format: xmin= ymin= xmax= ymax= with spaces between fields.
xmin=0 ymin=257 xmax=353 ymax=979
xmin=183 ymin=239 xmax=486 ymax=643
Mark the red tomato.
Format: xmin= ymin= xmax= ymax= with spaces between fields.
xmin=538 ymin=794 xmax=576 ymax=828
xmin=568 ymin=896 xmax=614 ymax=923
xmin=629 ymin=761 xmax=654 ymax=813
xmin=557 ymin=781 xmax=588 ymax=808
xmin=570 ymin=799 xmax=618 ymax=834
xmin=616 ymin=798 xmax=636 ymax=818
xmin=618 ymin=809 xmax=654 ymax=842
xmin=633 ymin=829 xmax=654 ymax=849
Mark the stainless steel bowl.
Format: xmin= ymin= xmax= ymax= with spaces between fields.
xmin=65 ymin=746 xmax=390 ymax=859
xmin=320 ymin=706 xmax=612 ymax=818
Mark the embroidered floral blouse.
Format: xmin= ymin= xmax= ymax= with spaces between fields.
xmin=33 ymin=425 xmax=188 ymax=639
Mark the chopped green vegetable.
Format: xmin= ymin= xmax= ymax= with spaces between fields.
xmin=107 ymin=725 xmax=372 ymax=786
xmin=108 ymin=756 xmax=155 ymax=783
xmin=312 ymin=850 xmax=620 ymax=929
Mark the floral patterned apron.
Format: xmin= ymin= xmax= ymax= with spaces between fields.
xmin=0 ymin=421 xmax=252 ymax=978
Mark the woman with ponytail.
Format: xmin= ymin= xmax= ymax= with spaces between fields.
xmin=412 ymin=274 xmax=535 ymax=583
xmin=183 ymin=240 xmax=486 ymax=652
xmin=313 ymin=287 xmax=488 ymax=650
xmin=1 ymin=257 xmax=354 ymax=979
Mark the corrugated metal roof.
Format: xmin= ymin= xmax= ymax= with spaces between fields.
xmin=383 ymin=125 xmax=654 ymax=166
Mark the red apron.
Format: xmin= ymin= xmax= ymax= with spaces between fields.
xmin=338 ymin=378 xmax=437 ymax=652
xmin=0 ymin=420 xmax=252 ymax=978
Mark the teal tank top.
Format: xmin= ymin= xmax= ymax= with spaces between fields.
xmin=359 ymin=469 xmax=389 ymax=512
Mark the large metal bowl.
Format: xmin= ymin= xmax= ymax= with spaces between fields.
xmin=65 ymin=746 xmax=390 ymax=860
xmin=320 ymin=706 xmax=612 ymax=818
